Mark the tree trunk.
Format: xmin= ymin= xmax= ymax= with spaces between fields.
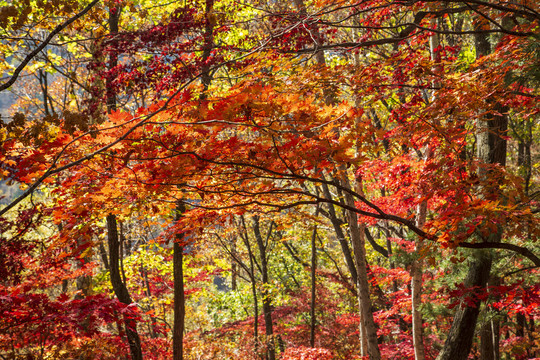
xmin=74 ymin=236 xmax=92 ymax=338
xmin=485 ymin=277 xmax=501 ymax=360
xmin=411 ymin=16 xmax=441 ymax=360
xmin=436 ymin=25 xmax=507 ymax=360
xmin=106 ymin=6 xmax=120 ymax=112
xmin=103 ymin=10 xmax=144 ymax=360
xmin=253 ymin=216 xmax=276 ymax=360
xmin=200 ymin=0 xmax=215 ymax=95
xmin=411 ymin=209 xmax=426 ymax=360
xmin=38 ymin=69 xmax=52 ymax=116
xmin=173 ymin=201 xmax=186 ymax=360
xmin=74 ymin=236 xmax=92 ymax=300
xmin=529 ymin=316 xmax=537 ymax=358
xmin=99 ymin=239 xmax=110 ymax=270
xmin=342 ymin=175 xmax=381 ymax=360
xmin=480 ymin=320 xmax=495 ymax=360
xmin=172 ymin=2 xmax=216 ymax=356
xmin=436 ymin=251 xmax=492 ymax=360
xmin=310 ymin=226 xmax=317 ymax=348
xmin=321 ymin=180 xmax=359 ymax=286
xmin=231 ymin=236 xmax=238 ymax=291
xmin=107 ymin=215 xmax=143 ymax=360
xmin=247 ymin=242 xmax=260 ymax=355
xmin=240 ymin=216 xmax=260 ymax=356
xmin=139 ymin=263 xmax=158 ymax=338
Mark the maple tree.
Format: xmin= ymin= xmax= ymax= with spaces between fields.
xmin=1 ymin=0 xmax=539 ymax=359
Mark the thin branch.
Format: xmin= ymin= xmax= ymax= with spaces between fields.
xmin=0 ymin=0 xmax=101 ymax=92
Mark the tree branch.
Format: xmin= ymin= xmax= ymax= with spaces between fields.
xmin=0 ymin=0 xmax=101 ymax=93
xmin=458 ymin=242 xmax=540 ymax=267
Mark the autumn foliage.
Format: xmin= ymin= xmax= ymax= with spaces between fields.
xmin=0 ymin=0 xmax=539 ymax=359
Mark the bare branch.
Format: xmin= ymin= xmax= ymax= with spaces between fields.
xmin=458 ymin=242 xmax=540 ymax=267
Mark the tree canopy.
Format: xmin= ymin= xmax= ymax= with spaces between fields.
xmin=0 ymin=0 xmax=538 ymax=359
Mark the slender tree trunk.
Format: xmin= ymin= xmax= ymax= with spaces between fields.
xmin=141 ymin=264 xmax=158 ymax=338
xmin=412 ymin=171 xmax=429 ymax=360
xmin=412 ymin=17 xmax=441 ymax=360
xmin=200 ymin=0 xmax=215 ymax=95
xmin=99 ymin=239 xmax=110 ymax=270
xmin=529 ymin=316 xmax=537 ymax=358
xmin=231 ymin=237 xmax=238 ymax=291
xmin=119 ymin=222 xmax=127 ymax=284
xmin=38 ymin=69 xmax=52 ymax=116
xmin=310 ymin=226 xmax=317 ymax=348
xmin=173 ymin=201 xmax=186 ymax=360
xmin=74 ymin=236 xmax=92 ymax=300
xmin=321 ymin=180 xmax=359 ymax=286
xmin=240 ymin=217 xmax=260 ymax=356
xmin=517 ymin=119 xmax=532 ymax=195
xmin=492 ymin=318 xmax=501 ymax=360
xmin=253 ymin=216 xmax=276 ymax=360
xmin=106 ymin=6 xmax=120 ymax=112
xmin=104 ymin=10 xmax=144 ymax=359
xmin=342 ymin=175 xmax=381 ymax=360
xmin=73 ymin=235 xmax=92 ymax=341
xmin=411 ymin=207 xmax=426 ymax=360
xmin=172 ymin=2 xmax=216 ymax=357
xmin=482 ymin=277 xmax=501 ymax=360
xmin=480 ymin=319 xmax=495 ymax=360
xmin=107 ymin=215 xmax=143 ymax=360
xmin=294 ymin=1 xmax=377 ymax=355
